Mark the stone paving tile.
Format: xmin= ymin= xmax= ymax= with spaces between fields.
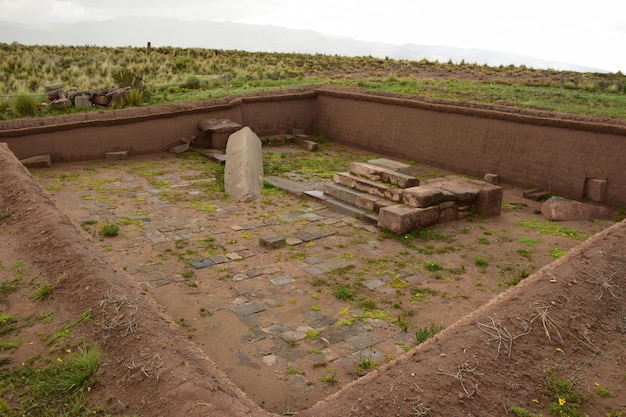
xmin=229 ymin=284 xmax=252 ymax=295
xmin=279 ymin=326 xmax=313 ymax=343
xmin=331 ymin=355 xmax=358 ymax=370
xmin=301 ymin=212 xmax=326 ymax=222
xmin=242 ymin=327 xmax=267 ymax=343
xmin=270 ymin=276 xmax=295 ymax=286
xmin=346 ymin=332 xmax=384 ymax=350
xmin=288 ymin=374 xmax=312 ymax=392
xmin=362 ymin=278 xmax=385 ymax=290
xmin=304 ymin=256 xmax=323 ymax=265
xmin=146 ymin=233 xmax=167 ymax=244
xmin=189 ymin=258 xmax=216 ymax=269
xmin=352 ymin=347 xmax=386 ymax=362
xmin=232 ymin=273 xmax=249 ymax=281
xmin=393 ymin=331 xmax=418 ymax=347
xmin=282 ymin=349 xmax=306 ymax=361
xmin=293 ymin=229 xmax=334 ymax=242
xmin=209 ymin=254 xmax=229 ymax=264
xmin=285 ymin=237 xmax=303 ymax=245
xmin=309 ymin=348 xmax=339 ymax=365
xmin=278 ymin=211 xmax=307 ymax=222
xmin=262 ymin=354 xmax=279 ymax=366
xmin=319 ymin=324 xmax=362 ymax=344
xmin=234 ymin=350 xmax=259 ymax=368
xmin=239 ymin=249 xmax=256 ymax=258
xmin=229 ymin=300 xmax=266 ymax=317
xmin=245 ymin=269 xmax=264 ymax=278
xmin=239 ymin=313 xmax=261 ymax=328
xmin=262 ymin=296 xmax=283 ymax=307
xmin=305 ymin=311 xmax=337 ymax=326
xmin=262 ymin=323 xmax=290 ymax=336
xmin=314 ymin=258 xmax=354 ymax=273
xmin=302 ymin=265 xmax=323 ymax=276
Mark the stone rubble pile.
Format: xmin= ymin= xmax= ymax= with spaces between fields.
xmin=42 ymin=82 xmax=132 ymax=110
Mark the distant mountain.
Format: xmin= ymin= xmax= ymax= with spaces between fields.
xmin=0 ymin=17 xmax=606 ymax=73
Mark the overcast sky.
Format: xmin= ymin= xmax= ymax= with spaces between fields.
xmin=0 ymin=0 xmax=623 ymax=72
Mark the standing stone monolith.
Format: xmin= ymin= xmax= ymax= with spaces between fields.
xmin=224 ymin=126 xmax=263 ymax=202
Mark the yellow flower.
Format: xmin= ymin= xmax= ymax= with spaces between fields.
xmin=558 ymin=398 xmax=566 ymax=406
xmin=28 ymin=341 xmax=34 ymax=345
xmin=87 ymin=386 xmax=92 ymax=392
xmin=65 ymin=348 xmax=72 ymax=353
xmin=57 ymin=357 xmax=63 ymax=362
xmin=21 ymin=362 xmax=25 ymax=367
xmin=594 ymin=382 xmax=600 ymax=387
xmin=532 ymin=399 xmax=539 ymax=404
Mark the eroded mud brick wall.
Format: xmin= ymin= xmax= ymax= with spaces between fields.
xmin=0 ymin=92 xmax=316 ymax=163
xmin=313 ymin=88 xmax=626 ymax=207
xmin=240 ymin=93 xmax=316 ymax=136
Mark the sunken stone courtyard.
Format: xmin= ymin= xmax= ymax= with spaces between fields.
xmin=0 ymin=87 xmax=624 ymax=416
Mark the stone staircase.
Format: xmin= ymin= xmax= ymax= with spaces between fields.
xmin=307 ymin=159 xmax=504 ymax=235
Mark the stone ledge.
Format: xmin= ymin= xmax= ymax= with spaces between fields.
xmin=349 ymin=161 xmax=419 ymax=189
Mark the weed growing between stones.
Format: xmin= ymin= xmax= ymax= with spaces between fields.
xmin=473 ymin=256 xmax=489 ymax=267
xmin=100 ymin=223 xmax=120 ymax=237
xmin=415 ymin=321 xmax=444 ymax=345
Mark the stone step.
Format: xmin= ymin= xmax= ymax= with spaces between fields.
xmin=264 ymin=175 xmax=313 ymax=197
xmin=367 ymin=158 xmax=412 ymax=175
xmin=323 ymin=182 xmax=363 ymax=206
xmin=349 ymin=161 xmax=419 ymax=189
xmin=324 ymin=182 xmax=398 ymax=214
xmin=323 ymin=197 xmax=377 ymax=222
xmin=333 ymin=172 xmax=403 ymax=202
xmin=422 ymin=175 xmax=503 ymax=218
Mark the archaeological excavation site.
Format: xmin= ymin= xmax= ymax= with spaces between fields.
xmin=0 ymin=86 xmax=624 ymax=416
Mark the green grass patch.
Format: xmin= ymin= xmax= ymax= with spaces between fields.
xmin=0 ymin=313 xmax=18 ymax=336
xmin=518 ymin=219 xmax=591 ymax=240
xmin=334 ymin=285 xmax=354 ymax=300
xmin=518 ymin=237 xmax=540 ymax=245
xmin=473 ymin=256 xmax=489 ymax=267
xmin=99 ymin=223 xmax=120 ymax=237
xmin=46 ymin=309 xmax=92 ymax=346
xmin=0 ymin=343 xmax=102 ymax=417
xmin=543 ymin=368 xmax=586 ymax=417
xmin=550 ymin=248 xmax=567 ymax=259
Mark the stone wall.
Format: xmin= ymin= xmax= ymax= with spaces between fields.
xmin=313 ymin=87 xmax=626 ymax=207
xmin=0 ymin=90 xmax=316 ymax=162
xmin=0 ymin=86 xmax=624 ymax=206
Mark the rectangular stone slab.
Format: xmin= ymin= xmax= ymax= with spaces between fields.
xmin=377 ymin=204 xmax=438 ymax=234
xmin=402 ymin=185 xmax=446 ymax=208
xmin=367 ymin=158 xmax=412 ymax=175
xmin=349 ymin=161 xmax=419 ymax=188
xmin=229 ymin=300 xmax=266 ymax=317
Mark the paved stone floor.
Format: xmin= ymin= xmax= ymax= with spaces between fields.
xmin=34 ymin=147 xmax=612 ymax=412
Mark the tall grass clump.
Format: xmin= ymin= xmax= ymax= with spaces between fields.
xmin=125 ymin=89 xmax=145 ymax=107
xmin=11 ymin=92 xmax=39 ymax=117
xmin=0 ymin=98 xmax=9 ymax=118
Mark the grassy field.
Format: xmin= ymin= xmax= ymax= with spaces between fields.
xmin=1 ymin=43 xmax=625 ymax=121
